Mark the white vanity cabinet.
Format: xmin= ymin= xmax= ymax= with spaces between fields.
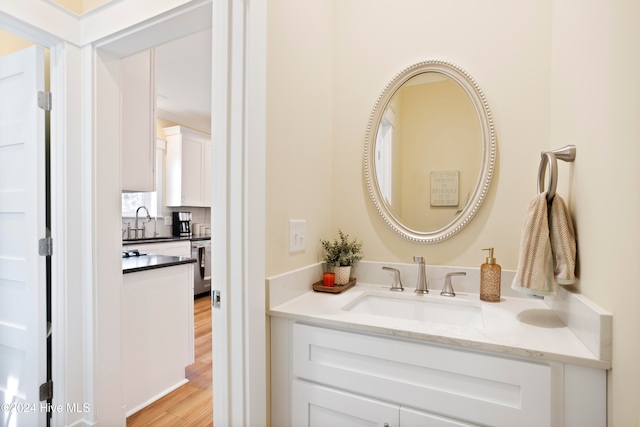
xmin=164 ymin=126 xmax=211 ymax=207
xmin=292 ymin=379 xmax=399 ymax=427
xmin=293 ymin=380 xmax=474 ymax=427
xmin=121 ymin=49 xmax=156 ymax=192
xmin=271 ymin=319 xmax=606 ymax=427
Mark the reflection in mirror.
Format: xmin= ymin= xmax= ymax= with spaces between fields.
xmin=364 ymin=61 xmax=495 ymax=243
xmin=380 ymin=72 xmax=482 ymax=231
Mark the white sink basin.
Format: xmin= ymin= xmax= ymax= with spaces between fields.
xmin=344 ymin=293 xmax=484 ymax=329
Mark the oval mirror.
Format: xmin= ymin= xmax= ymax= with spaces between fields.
xmin=364 ymin=60 xmax=496 ymax=243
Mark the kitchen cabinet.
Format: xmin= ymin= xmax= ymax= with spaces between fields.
xmin=121 ymin=49 xmax=156 ymax=192
xmin=121 ymin=239 xmax=194 ymax=415
xmin=122 ymin=262 xmax=194 ymax=416
xmin=271 ymin=319 xmax=606 ymax=427
xmin=164 ymin=126 xmax=211 ymax=207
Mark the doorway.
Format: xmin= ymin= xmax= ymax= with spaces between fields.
xmin=2 ymin=1 xmax=268 ymax=424
xmin=93 ymin=8 xmax=214 ymax=424
xmin=121 ymin=27 xmax=213 ymax=422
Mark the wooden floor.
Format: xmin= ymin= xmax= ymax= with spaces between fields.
xmin=127 ymin=294 xmax=213 ymax=427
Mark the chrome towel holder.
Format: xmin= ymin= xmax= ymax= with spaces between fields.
xmin=537 ymin=145 xmax=576 ymax=202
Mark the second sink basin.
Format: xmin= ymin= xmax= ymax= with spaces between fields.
xmin=343 ymin=293 xmax=484 ymax=329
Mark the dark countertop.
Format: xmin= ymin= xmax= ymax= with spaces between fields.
xmin=122 ymin=254 xmax=197 ymax=274
xmin=122 ymin=236 xmax=211 ymax=245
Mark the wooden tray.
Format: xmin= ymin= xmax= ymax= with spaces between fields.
xmin=312 ymin=277 xmax=356 ymax=294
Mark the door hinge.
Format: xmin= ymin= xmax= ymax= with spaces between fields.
xmin=39 ymin=380 xmax=53 ymax=401
xmin=38 ymin=91 xmax=52 ymax=111
xmin=39 ymin=237 xmax=53 ymax=256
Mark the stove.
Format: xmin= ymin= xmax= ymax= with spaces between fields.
xmin=122 ymin=249 xmax=147 ymax=258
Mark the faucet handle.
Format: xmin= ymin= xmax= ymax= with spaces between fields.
xmin=413 ymin=256 xmax=424 ymax=264
xmin=382 ymin=267 xmax=404 ymax=292
xmin=441 ymin=271 xmax=466 ymax=297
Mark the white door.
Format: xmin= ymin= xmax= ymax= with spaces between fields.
xmin=0 ymin=45 xmax=47 ymax=427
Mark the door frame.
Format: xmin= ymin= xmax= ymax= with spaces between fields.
xmin=92 ymin=0 xmax=267 ymax=425
xmin=211 ymin=0 xmax=267 ymax=424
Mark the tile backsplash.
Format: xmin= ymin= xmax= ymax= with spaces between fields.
xmin=122 ymin=207 xmax=210 ymax=239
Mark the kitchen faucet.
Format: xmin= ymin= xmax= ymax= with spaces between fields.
xmin=414 ymin=256 xmax=428 ymax=294
xmin=132 ymin=206 xmax=151 ymax=239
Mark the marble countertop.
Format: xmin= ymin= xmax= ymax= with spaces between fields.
xmin=122 ymin=236 xmax=210 ymax=245
xmin=122 ymin=254 xmax=196 ymax=274
xmin=268 ymin=282 xmax=611 ymax=370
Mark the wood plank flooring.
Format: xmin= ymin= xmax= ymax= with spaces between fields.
xmin=126 ymin=294 xmax=212 ymax=427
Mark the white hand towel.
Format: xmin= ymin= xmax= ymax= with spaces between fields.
xmin=203 ymin=246 xmax=211 ymax=281
xmin=549 ymin=194 xmax=577 ymax=285
xmin=511 ymin=192 xmax=557 ymax=296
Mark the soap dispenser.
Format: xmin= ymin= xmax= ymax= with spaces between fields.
xmin=480 ymin=248 xmax=501 ymax=302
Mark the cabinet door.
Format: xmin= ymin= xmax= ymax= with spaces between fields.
xmin=121 ymin=49 xmax=156 ymax=192
xmin=292 ymin=380 xmax=398 ymax=427
xmin=180 ymin=136 xmax=204 ymax=206
xmin=400 ymin=407 xmax=479 ymax=427
xmin=165 ymin=126 xmax=211 ymax=207
xmin=122 ymin=265 xmax=192 ymax=415
xmin=293 ymin=323 xmax=555 ymax=427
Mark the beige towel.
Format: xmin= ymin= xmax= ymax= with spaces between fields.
xmin=512 ymin=193 xmax=556 ymax=296
xmin=512 ymin=192 xmax=577 ymax=296
xmin=549 ymin=194 xmax=577 ymax=285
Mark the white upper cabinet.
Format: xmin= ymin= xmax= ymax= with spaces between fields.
xmin=164 ymin=125 xmax=212 ymax=207
xmin=121 ymin=49 xmax=156 ymax=192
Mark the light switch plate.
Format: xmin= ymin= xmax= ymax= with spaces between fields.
xmin=164 ymin=216 xmax=172 ymax=226
xmin=289 ymin=220 xmax=306 ymax=254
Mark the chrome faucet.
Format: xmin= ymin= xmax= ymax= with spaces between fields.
xmin=414 ymin=256 xmax=428 ymax=294
xmin=382 ymin=267 xmax=404 ymax=292
xmin=133 ymin=206 xmax=151 ymax=239
xmin=440 ymin=272 xmax=466 ymax=297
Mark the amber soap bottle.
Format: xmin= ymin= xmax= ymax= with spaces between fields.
xmin=480 ymin=248 xmax=501 ymax=302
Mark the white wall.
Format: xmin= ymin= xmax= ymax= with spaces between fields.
xmin=330 ymin=0 xmax=552 ymax=269
xmin=266 ymin=0 xmax=640 ymax=425
xmin=266 ymin=0 xmax=334 ymax=276
xmin=266 ymin=0 xmax=553 ymax=273
xmin=551 ymin=1 xmax=640 ymax=425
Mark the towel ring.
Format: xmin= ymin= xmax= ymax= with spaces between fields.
xmin=537 ymin=145 xmax=576 ymax=202
xmin=537 ymin=152 xmax=558 ymax=201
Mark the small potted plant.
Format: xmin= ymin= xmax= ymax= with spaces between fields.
xmin=320 ymin=229 xmax=364 ymax=285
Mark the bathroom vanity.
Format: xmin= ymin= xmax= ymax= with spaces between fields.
xmin=269 ymin=59 xmax=603 ymax=427
xmin=268 ymin=262 xmax=611 ymax=427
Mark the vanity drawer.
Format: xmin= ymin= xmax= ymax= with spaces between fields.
xmin=292 ymin=323 xmax=558 ymax=427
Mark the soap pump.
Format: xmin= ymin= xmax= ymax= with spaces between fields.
xmin=480 ymin=248 xmax=501 ymax=302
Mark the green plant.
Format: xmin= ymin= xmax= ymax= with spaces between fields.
xmin=320 ymin=229 xmax=364 ymax=267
